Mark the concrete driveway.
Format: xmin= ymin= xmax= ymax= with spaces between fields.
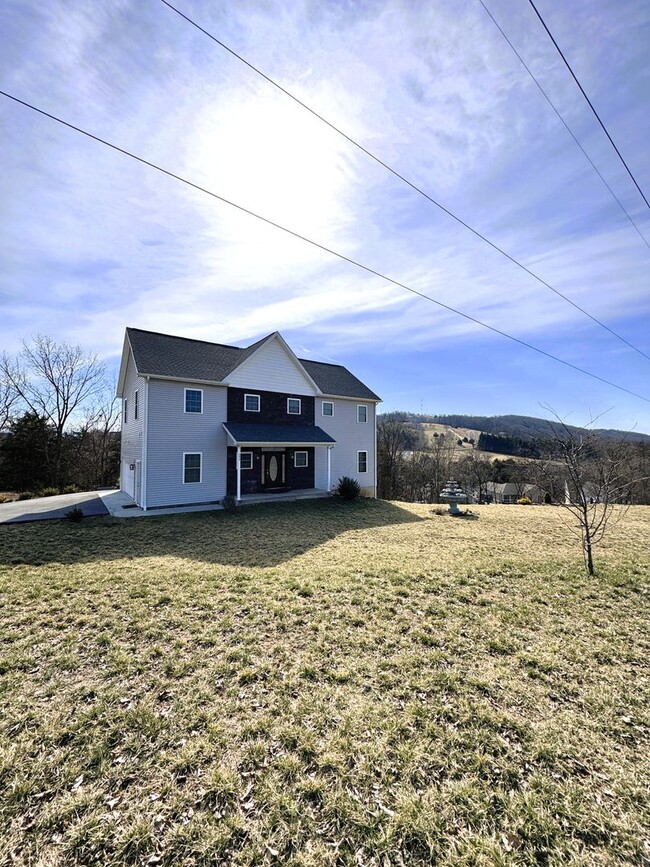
xmin=0 ymin=491 xmax=109 ymax=524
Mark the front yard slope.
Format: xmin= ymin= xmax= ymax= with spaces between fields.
xmin=1 ymin=500 xmax=648 ymax=866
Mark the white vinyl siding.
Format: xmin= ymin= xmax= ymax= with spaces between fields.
xmin=314 ymin=399 xmax=377 ymax=496
xmin=227 ymin=336 xmax=317 ymax=394
xmin=120 ymin=350 xmax=145 ymax=504
xmin=145 ymin=380 xmax=228 ymax=507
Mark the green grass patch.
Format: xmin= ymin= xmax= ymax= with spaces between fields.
xmin=1 ymin=500 xmax=649 ymax=865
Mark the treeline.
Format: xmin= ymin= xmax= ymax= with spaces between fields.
xmin=1 ymin=336 xmax=120 ymax=494
xmin=476 ymin=431 xmax=542 ymax=458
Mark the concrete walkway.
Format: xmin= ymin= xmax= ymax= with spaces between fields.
xmin=0 ymin=491 xmax=110 ymax=524
xmin=97 ymin=489 xmax=223 ymax=518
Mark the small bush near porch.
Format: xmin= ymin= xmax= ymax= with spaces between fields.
xmin=1 ymin=500 xmax=648 ymax=866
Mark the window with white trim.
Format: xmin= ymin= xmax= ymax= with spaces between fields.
xmin=123 ymin=398 xmax=128 ymax=424
xmin=185 ymin=388 xmax=203 ymax=413
xmin=134 ymin=389 xmax=139 ymax=420
xmin=294 ymin=451 xmax=308 ymax=468
xmin=244 ymin=393 xmax=260 ymax=412
xmin=357 ymin=451 xmax=368 ymax=473
xmin=287 ymin=397 xmax=301 ymax=415
xmin=322 ymin=401 xmax=333 ymax=417
xmin=357 ymin=404 xmax=368 ymax=423
xmin=240 ymin=451 xmax=253 ymax=470
xmin=183 ymin=452 xmax=202 ymax=483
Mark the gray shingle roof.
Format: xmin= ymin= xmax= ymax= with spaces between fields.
xmin=223 ymin=423 xmax=336 ymax=445
xmin=126 ymin=328 xmax=380 ymax=401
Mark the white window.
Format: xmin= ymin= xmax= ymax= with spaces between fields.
xmin=294 ymin=451 xmax=308 ymax=468
xmin=244 ymin=393 xmax=260 ymax=412
xmin=123 ymin=398 xmax=128 ymax=424
xmin=185 ymin=388 xmax=203 ymax=414
xmin=134 ymin=389 xmax=139 ymax=420
xmin=357 ymin=404 xmax=368 ymax=423
xmin=287 ymin=397 xmax=301 ymax=415
xmin=183 ymin=452 xmax=202 ymax=484
xmin=357 ymin=451 xmax=368 ymax=473
xmin=240 ymin=451 xmax=253 ymax=470
xmin=322 ymin=401 xmax=334 ymax=417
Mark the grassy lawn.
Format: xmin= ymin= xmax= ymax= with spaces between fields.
xmin=1 ymin=500 xmax=648 ymax=866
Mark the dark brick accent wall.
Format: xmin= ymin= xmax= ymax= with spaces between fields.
xmin=227 ymin=388 xmax=315 ymax=426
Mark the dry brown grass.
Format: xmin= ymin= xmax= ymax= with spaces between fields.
xmin=1 ymin=499 xmax=648 ymax=866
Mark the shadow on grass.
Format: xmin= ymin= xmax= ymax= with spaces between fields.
xmin=0 ymin=497 xmax=424 ymax=568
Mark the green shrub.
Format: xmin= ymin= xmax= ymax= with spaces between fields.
xmin=62 ymin=484 xmax=79 ymax=494
xmin=65 ymin=507 xmax=84 ymax=523
xmin=544 ymin=492 xmax=553 ymax=504
xmin=40 ymin=487 xmax=60 ymax=498
xmin=516 ymin=496 xmax=532 ymax=505
xmin=17 ymin=492 xmax=34 ymax=501
xmin=336 ymin=476 xmax=361 ymax=501
xmin=222 ymin=495 xmax=237 ymax=512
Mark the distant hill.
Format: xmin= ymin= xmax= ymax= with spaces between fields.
xmin=429 ymin=414 xmax=650 ymax=443
xmin=380 ymin=412 xmax=650 ymax=460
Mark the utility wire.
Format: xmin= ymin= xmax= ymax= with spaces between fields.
xmin=478 ymin=0 xmax=649 ymax=249
xmin=2 ymin=88 xmax=649 ymax=405
xmin=159 ymin=0 xmax=650 ymax=364
xmin=526 ymin=0 xmax=650 ymax=210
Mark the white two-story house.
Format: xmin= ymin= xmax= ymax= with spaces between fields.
xmin=116 ymin=328 xmax=380 ymax=510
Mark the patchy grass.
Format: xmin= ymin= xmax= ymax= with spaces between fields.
xmin=0 ymin=500 xmax=648 ymax=866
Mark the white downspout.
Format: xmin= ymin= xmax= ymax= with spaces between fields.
xmin=236 ymin=445 xmax=241 ymax=502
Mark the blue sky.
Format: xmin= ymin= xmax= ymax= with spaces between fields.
xmin=1 ymin=0 xmax=649 ymax=432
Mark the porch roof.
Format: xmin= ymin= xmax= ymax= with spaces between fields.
xmin=223 ymin=422 xmax=336 ymax=447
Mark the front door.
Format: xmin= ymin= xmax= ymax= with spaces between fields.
xmin=262 ymin=451 xmax=286 ymax=490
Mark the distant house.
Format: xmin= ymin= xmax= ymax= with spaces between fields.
xmin=116 ymin=328 xmax=380 ymax=510
xmin=484 ymin=482 xmax=543 ymax=504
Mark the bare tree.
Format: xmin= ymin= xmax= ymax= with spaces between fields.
xmin=0 ymin=362 xmax=20 ymax=432
xmin=540 ymin=412 xmax=639 ymax=575
xmin=72 ymin=381 xmax=122 ymax=487
xmin=454 ymin=451 xmax=493 ymax=502
xmin=377 ymin=417 xmax=414 ymax=499
xmin=1 ymin=336 xmax=106 ymax=488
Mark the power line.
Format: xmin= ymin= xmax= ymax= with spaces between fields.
xmin=478 ymin=0 xmax=650 ymax=249
xmin=2 ymin=88 xmax=649 ymax=405
xmin=526 ymin=0 xmax=650 ymax=210
xmin=158 ymin=0 xmax=650 ymax=364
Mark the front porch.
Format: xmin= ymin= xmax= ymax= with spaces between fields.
xmin=222 ymin=421 xmax=337 ymax=503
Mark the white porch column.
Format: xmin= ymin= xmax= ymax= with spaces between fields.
xmin=236 ymin=445 xmax=241 ymax=501
xmin=327 ymin=445 xmax=332 ymax=492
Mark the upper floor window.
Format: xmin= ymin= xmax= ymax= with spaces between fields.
xmin=183 ymin=452 xmax=202 ymax=484
xmin=322 ymin=401 xmax=334 ymax=417
xmin=123 ymin=398 xmax=128 ymax=424
xmin=244 ymin=393 xmax=260 ymax=412
xmin=134 ymin=389 xmax=139 ymax=420
xmin=185 ymin=388 xmax=203 ymax=414
xmin=358 ymin=451 xmax=368 ymax=473
xmin=357 ymin=404 xmax=368 ymax=423
xmin=287 ymin=398 xmax=301 ymax=415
